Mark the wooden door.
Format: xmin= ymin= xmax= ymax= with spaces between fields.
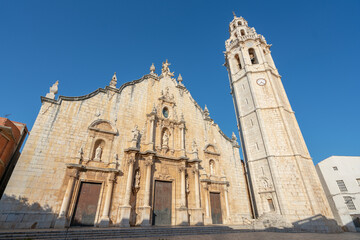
xmin=153 ymin=181 xmax=172 ymax=225
xmin=210 ymin=192 xmax=223 ymax=224
xmin=71 ymin=182 xmax=101 ymax=226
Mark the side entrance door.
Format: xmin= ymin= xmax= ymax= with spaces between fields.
xmin=210 ymin=192 xmax=223 ymax=224
xmin=71 ymin=182 xmax=102 ymax=226
xmin=153 ymin=180 xmax=172 ymax=225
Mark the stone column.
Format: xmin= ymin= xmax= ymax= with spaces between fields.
xmin=189 ymin=162 xmax=203 ymax=225
xmin=143 ymin=158 xmax=153 ymax=207
xmin=179 ymin=166 xmax=186 ymax=207
xmin=54 ymin=169 xmax=78 ymax=228
xmin=138 ymin=157 xmax=153 ymax=226
xmin=194 ymin=164 xmax=200 ymax=209
xmin=149 ymin=115 xmax=156 ymax=149
xmin=179 ymin=124 xmax=185 ymax=156
xmin=176 ymin=165 xmax=188 ymax=225
xmin=203 ymin=183 xmax=212 ymax=225
xmin=117 ymin=157 xmax=135 ymax=227
xmin=124 ymin=158 xmax=135 ymax=205
xmin=99 ymin=172 xmax=116 ymax=227
xmin=224 ymin=184 xmax=231 ymax=223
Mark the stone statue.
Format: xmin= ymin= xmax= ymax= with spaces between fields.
xmin=186 ymin=176 xmax=190 ymax=193
xmin=95 ymin=145 xmax=102 ymax=160
xmin=161 ymin=59 xmax=174 ymax=77
xmin=192 ymin=140 xmax=198 ymax=159
xmin=78 ymin=147 xmax=83 ymax=159
xmin=134 ymin=170 xmax=140 ymax=189
xmin=162 ymin=131 xmax=169 ymax=147
xmin=132 ymin=125 xmax=140 ymax=142
xmin=162 ymin=60 xmax=170 ymax=73
xmin=192 ymin=140 xmax=198 ymax=153
xmin=210 ymin=161 xmax=215 ymax=175
xmin=45 ymin=80 xmax=59 ymax=99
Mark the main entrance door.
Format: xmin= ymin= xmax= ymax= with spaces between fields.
xmin=153 ymin=180 xmax=172 ymax=225
xmin=71 ymin=182 xmax=102 ymax=226
xmin=210 ymin=192 xmax=223 ymax=224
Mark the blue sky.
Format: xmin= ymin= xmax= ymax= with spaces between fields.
xmin=1 ymin=0 xmax=359 ymax=165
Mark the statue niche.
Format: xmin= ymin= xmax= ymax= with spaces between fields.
xmin=93 ymin=139 xmax=105 ymax=161
xmin=161 ymin=128 xmax=170 ymax=149
xmin=86 ymin=119 xmax=118 ymax=164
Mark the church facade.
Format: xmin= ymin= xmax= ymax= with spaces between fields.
xmin=0 ymin=15 xmax=339 ymax=232
xmin=0 ymin=60 xmax=252 ymax=229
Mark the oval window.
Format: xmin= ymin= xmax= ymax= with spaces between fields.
xmin=162 ymin=107 xmax=169 ymax=118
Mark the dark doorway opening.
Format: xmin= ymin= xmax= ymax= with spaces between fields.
xmin=153 ymin=180 xmax=172 ymax=225
xmin=71 ymin=182 xmax=102 ymax=226
xmin=210 ymin=192 xmax=223 ymax=224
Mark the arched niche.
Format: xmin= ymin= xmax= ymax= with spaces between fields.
xmin=209 ymin=159 xmax=216 ymax=175
xmin=86 ymin=119 xmax=118 ymax=163
xmin=161 ymin=127 xmax=170 ymax=148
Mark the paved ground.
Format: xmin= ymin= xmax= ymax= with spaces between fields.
xmin=129 ymin=232 xmax=360 ymax=240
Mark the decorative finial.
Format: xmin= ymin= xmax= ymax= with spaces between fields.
xmin=177 ymin=74 xmax=183 ymax=84
xmin=45 ymin=80 xmax=59 ymax=99
xmin=231 ymin=132 xmax=239 ymax=147
xmin=232 ymin=132 xmax=237 ymax=141
xmin=204 ymin=105 xmax=210 ymax=119
xmin=109 ymin=72 xmax=117 ymax=88
xmin=150 ymin=63 xmax=156 ymax=75
xmin=232 ymin=11 xmax=237 ymax=17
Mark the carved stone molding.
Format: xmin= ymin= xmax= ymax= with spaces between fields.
xmin=178 ymin=166 xmax=186 ymax=173
xmin=144 ymin=158 xmax=153 ymax=166
xmin=127 ymin=158 xmax=136 ymax=165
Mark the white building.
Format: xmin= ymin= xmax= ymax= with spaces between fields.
xmin=316 ymin=156 xmax=360 ymax=232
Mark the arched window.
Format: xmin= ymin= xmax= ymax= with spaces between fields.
xmin=209 ymin=160 xmax=215 ymax=175
xmin=233 ymin=24 xmax=236 ymax=29
xmin=248 ymin=48 xmax=258 ymax=64
xmin=240 ymin=29 xmax=245 ymax=36
xmin=235 ymin=54 xmax=242 ymax=70
xmin=238 ymin=21 xmax=242 ymax=26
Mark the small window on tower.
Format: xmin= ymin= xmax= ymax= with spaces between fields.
xmin=333 ymin=166 xmax=338 ymax=171
xmin=241 ymin=30 xmax=245 ymax=36
xmin=248 ymin=48 xmax=258 ymax=64
xmin=234 ymin=33 xmax=238 ymax=38
xmin=235 ymin=54 xmax=242 ymax=70
xmin=238 ymin=21 xmax=242 ymax=26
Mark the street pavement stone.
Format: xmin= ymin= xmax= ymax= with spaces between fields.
xmin=128 ymin=232 xmax=360 ymax=240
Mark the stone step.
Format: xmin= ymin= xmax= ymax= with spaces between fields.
xmin=0 ymin=225 xmax=254 ymax=240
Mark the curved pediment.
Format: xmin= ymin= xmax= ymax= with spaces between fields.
xmin=204 ymin=144 xmax=220 ymax=156
xmin=88 ymin=119 xmax=118 ymax=135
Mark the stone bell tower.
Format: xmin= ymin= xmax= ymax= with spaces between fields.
xmin=224 ymin=14 xmax=335 ymax=228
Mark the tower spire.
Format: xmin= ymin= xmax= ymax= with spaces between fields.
xmin=232 ymin=11 xmax=236 ymax=17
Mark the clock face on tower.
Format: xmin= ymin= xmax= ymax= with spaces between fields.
xmin=256 ymin=78 xmax=266 ymax=86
